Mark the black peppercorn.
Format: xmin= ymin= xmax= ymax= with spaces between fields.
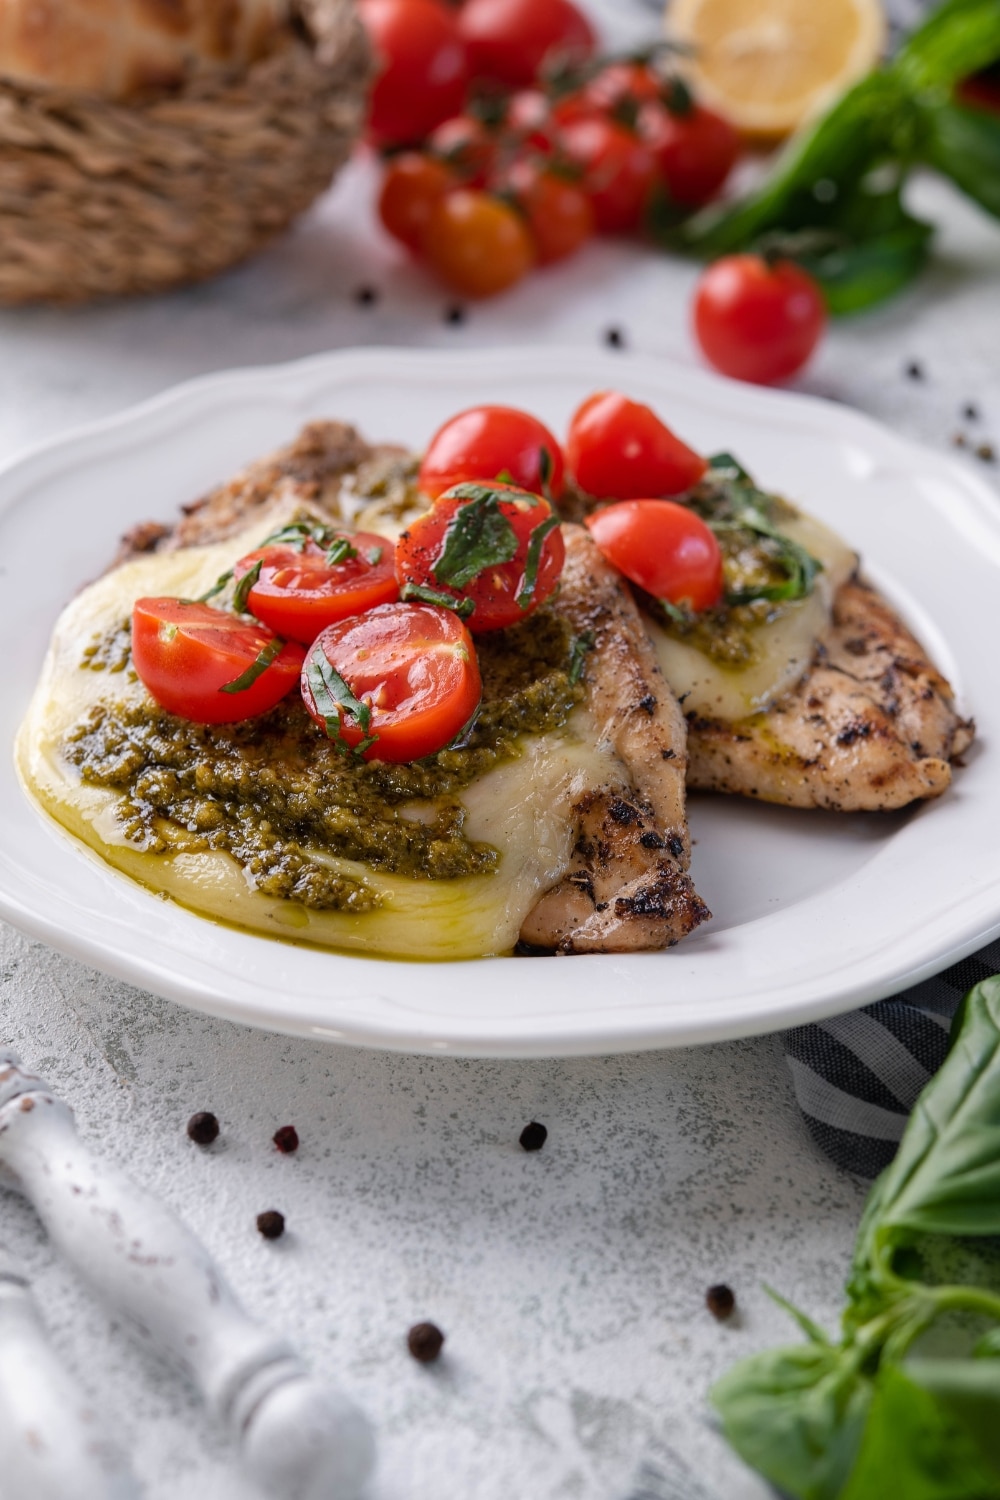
xmin=706 ymin=1283 xmax=736 ymax=1320
xmin=976 ymin=442 xmax=996 ymax=464
xmin=445 ymin=304 xmax=466 ymax=326
xmin=605 ymin=326 xmax=626 ymax=349
xmin=407 ymin=1322 xmax=445 ymax=1363
xmin=273 ymin=1125 xmax=299 ymax=1154
xmin=963 ymin=402 xmax=980 ymax=421
xmin=354 ymin=285 xmax=379 ymax=307
xmin=519 ymin=1121 xmax=548 ymax=1152
xmin=257 ymin=1210 xmax=286 ymax=1240
xmin=905 ymin=360 xmax=924 ymax=381
xmin=187 ymin=1111 xmax=219 ymax=1146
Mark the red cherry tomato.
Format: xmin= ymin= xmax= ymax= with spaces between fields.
xmin=492 ymin=157 xmax=594 ymax=264
xmin=504 ymin=89 xmax=560 ymax=151
xmin=359 ymin=0 xmax=468 ymax=148
xmin=378 ymin=153 xmax=457 ymax=252
xmin=132 ymin=599 xmax=305 ymax=724
xmin=957 ymin=66 xmax=1000 ymax=115
xmin=428 ymin=115 xmax=497 ymax=187
xmin=639 ymin=100 xmax=741 ymax=208
xmin=396 ymin=482 xmax=565 ymax=633
xmin=559 ymin=115 xmax=657 ymax=234
xmin=693 ymin=255 xmax=827 ymax=385
xmin=301 ymin=603 xmax=482 ymax=763
xmin=423 ymin=190 xmax=535 ymax=297
xmin=566 ymin=391 xmax=707 ymax=499
xmin=458 ymin=0 xmax=595 ymax=89
xmin=581 ymin=61 xmax=663 ymax=115
xmin=232 ymin=532 xmax=399 ymax=645
xmin=419 ymin=405 xmax=564 ymax=501
xmin=586 ymin=501 xmax=723 ymax=611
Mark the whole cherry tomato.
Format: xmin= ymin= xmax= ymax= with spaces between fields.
xmin=378 ymin=153 xmax=457 ymax=251
xmin=419 ymin=405 xmax=565 ymax=501
xmin=428 ymin=115 xmax=497 ymax=187
xmin=493 ymin=158 xmax=594 ymax=264
xmin=301 ymin=602 xmax=482 ymax=762
xmin=504 ymin=89 xmax=560 ymax=151
xmin=396 ymin=481 xmax=565 ymax=632
xmin=232 ymin=531 xmax=399 ymax=644
xmin=566 ymin=391 xmax=707 ymax=499
xmin=586 ymin=500 xmax=723 ymax=611
xmin=132 ymin=599 xmax=305 ymax=724
xmin=559 ymin=115 xmax=657 ymax=234
xmin=580 ymin=62 xmax=663 ymax=116
xmin=640 ymin=100 xmax=741 ymax=207
xmin=693 ymin=255 xmax=827 ymax=385
xmin=457 ymin=0 xmax=595 ymax=88
xmin=360 ymin=0 xmax=468 ymax=148
xmin=423 ymin=190 xmax=535 ymax=297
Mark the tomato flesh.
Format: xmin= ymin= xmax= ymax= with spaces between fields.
xmin=233 ymin=532 xmax=399 ymax=645
xmin=396 ymin=481 xmax=565 ymax=633
xmin=419 ymin=405 xmax=565 ymax=501
xmin=693 ymin=255 xmax=827 ymax=385
xmin=301 ymin=602 xmax=482 ymax=763
xmin=132 ymin=599 xmax=305 ymax=724
xmin=567 ymin=391 xmax=707 ymax=499
xmin=457 ymin=0 xmax=595 ymax=89
xmin=586 ymin=501 xmax=723 ymax=612
xmin=360 ymin=0 xmax=468 ymax=148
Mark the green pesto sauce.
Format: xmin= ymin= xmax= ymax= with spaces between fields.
xmin=65 ymin=609 xmax=584 ymax=913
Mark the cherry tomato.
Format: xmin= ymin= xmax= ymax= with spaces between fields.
xmin=559 ymin=115 xmax=657 ymax=234
xmin=566 ymin=391 xmax=707 ymax=500
xmin=428 ymin=115 xmax=497 ymax=187
xmin=504 ymin=89 xmax=560 ymax=151
xmin=492 ymin=157 xmax=594 ymax=264
xmin=419 ymin=405 xmax=564 ymax=501
xmin=457 ymin=0 xmax=595 ymax=89
xmin=396 ymin=482 xmax=565 ymax=632
xmin=132 ymin=599 xmax=305 ymax=724
xmin=693 ymin=255 xmax=827 ymax=385
xmin=359 ymin=0 xmax=468 ymax=148
xmin=378 ymin=153 xmax=457 ymax=252
xmin=423 ymin=189 xmax=535 ymax=297
xmin=639 ymin=100 xmax=741 ymax=208
xmin=301 ymin=602 xmax=481 ymax=763
xmin=581 ymin=62 xmax=663 ymax=116
xmin=958 ymin=65 xmax=1000 ymax=115
xmin=586 ymin=501 xmax=723 ymax=612
xmin=232 ymin=532 xmax=399 ymax=645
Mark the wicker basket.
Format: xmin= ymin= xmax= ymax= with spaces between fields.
xmin=0 ymin=0 xmax=371 ymax=305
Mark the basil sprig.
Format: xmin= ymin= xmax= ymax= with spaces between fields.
xmin=232 ymin=560 xmax=262 ymax=615
xmin=434 ymin=483 xmax=521 ymax=590
xmin=705 ymin=453 xmax=822 ymax=607
xmin=305 ymin=651 xmax=378 ymax=758
xmin=220 ymin=636 xmax=286 ymax=695
xmin=713 ymin=975 xmax=1000 ymax=1500
xmin=401 ymin=580 xmax=475 ymax=619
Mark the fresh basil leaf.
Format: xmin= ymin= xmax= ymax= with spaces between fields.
xmin=220 ymin=636 xmax=285 ymax=694
xmin=568 ymin=629 xmax=595 ymax=685
xmin=433 ymin=484 xmax=520 ymax=590
xmin=325 ymin=537 xmax=358 ymax=567
xmin=305 ymin=651 xmax=372 ymax=738
xmin=922 ymin=102 xmax=1000 ymax=223
xmin=232 ymin=560 xmax=262 ymax=615
xmin=904 ymin=1358 xmax=1000 ymax=1473
xmin=365 ymin=545 xmax=384 ymax=566
xmin=896 ymin=0 xmax=1000 ymax=94
xmin=516 ymin=513 xmax=561 ymax=610
xmin=705 ymin=469 xmax=823 ymax=605
xmin=258 ymin=520 xmax=336 ymax=554
xmin=707 ymin=452 xmax=750 ymax=480
xmin=400 ymin=580 xmax=476 ymax=619
xmin=794 ymin=218 xmax=934 ymax=317
xmin=197 ymin=569 xmax=233 ymax=602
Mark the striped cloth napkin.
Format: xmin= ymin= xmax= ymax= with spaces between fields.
xmin=783 ymin=937 xmax=1000 ymax=1178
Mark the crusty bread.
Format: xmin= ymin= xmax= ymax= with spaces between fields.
xmin=0 ymin=0 xmax=290 ymax=98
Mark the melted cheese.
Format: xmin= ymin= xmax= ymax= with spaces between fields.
xmin=648 ymin=508 xmax=857 ymax=720
xmin=16 ymin=517 xmax=621 ymax=961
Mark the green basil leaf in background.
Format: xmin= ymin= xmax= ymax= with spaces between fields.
xmin=840 ymin=1364 xmax=1000 ymax=1500
xmin=433 ymin=484 xmax=520 ymax=591
xmin=711 ymin=1343 xmax=872 ymax=1500
xmin=795 ymin=219 xmax=934 ymax=316
xmin=921 ymin=102 xmax=1000 ymax=221
xmin=905 ymin=1357 xmax=1000 ymax=1471
xmin=895 ymin=0 xmax=1000 ymax=95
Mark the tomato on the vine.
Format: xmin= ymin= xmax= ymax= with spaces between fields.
xmin=492 ymin=158 xmax=594 ymax=264
xmin=586 ymin=501 xmax=723 ymax=612
xmin=566 ymin=391 xmax=707 ymax=499
xmin=504 ymin=89 xmax=560 ymax=151
xmin=457 ymin=0 xmax=595 ymax=89
xmin=693 ymin=255 xmax=827 ymax=385
xmin=559 ymin=115 xmax=657 ymax=234
xmin=423 ymin=189 xmax=536 ymax=297
xmin=360 ymin=0 xmax=468 ymax=148
xmin=580 ymin=61 xmax=663 ymax=116
xmin=639 ymin=100 xmax=741 ymax=208
xmin=301 ymin=602 xmax=482 ymax=763
xmin=132 ymin=599 xmax=305 ymax=724
xmin=396 ymin=481 xmax=565 ymax=632
xmin=378 ymin=153 xmax=457 ymax=251
xmin=428 ymin=115 xmax=497 ymax=187
xmin=232 ymin=531 xmax=398 ymax=645
xmin=419 ymin=405 xmax=564 ymax=501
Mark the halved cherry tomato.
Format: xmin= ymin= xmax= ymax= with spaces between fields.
xmin=639 ymin=100 xmax=741 ymax=208
xmin=379 ymin=153 xmax=457 ymax=252
xmin=232 ymin=531 xmax=398 ymax=645
xmin=132 ymin=599 xmax=305 ymax=724
xmin=457 ymin=0 xmax=595 ymax=89
xmin=360 ymin=0 xmax=468 ymax=148
xmin=301 ymin=602 xmax=481 ymax=763
xmin=693 ymin=255 xmax=827 ymax=385
xmin=558 ymin=115 xmax=657 ymax=234
xmin=586 ymin=501 xmax=723 ymax=611
xmin=423 ymin=190 xmax=535 ymax=297
xmin=493 ymin=157 xmax=594 ymax=264
xmin=419 ymin=405 xmax=565 ymax=501
xmin=395 ymin=481 xmax=565 ymax=632
xmin=428 ymin=115 xmax=497 ymax=187
xmin=567 ymin=391 xmax=707 ymax=499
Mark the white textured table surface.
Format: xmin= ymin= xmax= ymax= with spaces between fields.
xmin=2 ymin=3 xmax=999 ymax=1494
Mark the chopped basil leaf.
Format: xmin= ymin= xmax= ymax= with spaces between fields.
xmin=700 ymin=459 xmax=822 ymax=606
xmin=305 ymin=651 xmax=373 ymax=741
xmin=516 ymin=512 xmax=561 ymax=610
xmin=401 ymin=579 xmax=476 ymax=619
xmin=657 ymin=598 xmax=690 ymax=626
xmin=220 ymin=636 xmax=285 ymax=694
xmin=433 ymin=484 xmax=520 ymax=590
xmin=325 ymin=537 xmax=358 ymax=567
xmin=258 ymin=520 xmax=337 ymax=554
xmin=365 ymin=545 xmax=384 ymax=566
xmin=197 ymin=569 xmax=233 ymax=602
xmin=568 ymin=629 xmax=595 ymax=684
xmin=232 ymin=560 xmax=262 ymax=615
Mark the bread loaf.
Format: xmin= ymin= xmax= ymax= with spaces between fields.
xmin=0 ymin=0 xmax=291 ymax=97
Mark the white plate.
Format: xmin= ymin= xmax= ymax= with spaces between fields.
xmin=1 ymin=347 xmax=998 ymax=1056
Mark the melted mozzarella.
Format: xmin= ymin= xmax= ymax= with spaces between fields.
xmin=648 ymin=508 xmax=857 ymax=720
